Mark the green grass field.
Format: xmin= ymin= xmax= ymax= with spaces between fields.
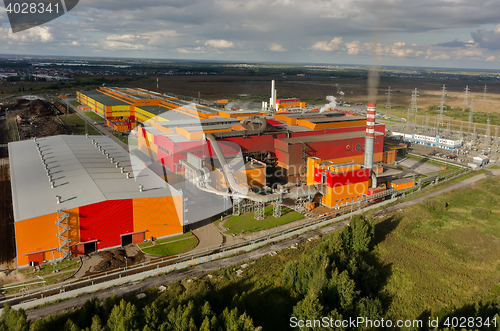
xmin=223 ymin=206 xmax=304 ymax=235
xmin=113 ymin=133 xmax=128 ymax=145
xmin=142 ymin=237 xmax=198 ymax=256
xmin=490 ymin=165 xmax=500 ymax=169
xmin=84 ymin=111 xmax=104 ymax=121
xmin=60 ymin=114 xmax=101 ymax=135
xmin=70 ymin=100 xmax=81 ymax=107
xmin=373 ymin=176 xmax=500 ymax=321
xmin=137 ymin=232 xmax=195 ymax=248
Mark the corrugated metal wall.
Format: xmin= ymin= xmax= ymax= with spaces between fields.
xmin=79 ymin=200 xmax=133 ymax=249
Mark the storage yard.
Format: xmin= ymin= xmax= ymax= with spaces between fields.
xmin=12 ymin=99 xmax=73 ymax=140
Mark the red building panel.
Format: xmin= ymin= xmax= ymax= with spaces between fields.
xmin=28 ymin=252 xmax=43 ymax=266
xmin=315 ymin=168 xmax=370 ymax=187
xmin=132 ymin=232 xmax=145 ymax=245
xmin=71 ymin=243 xmax=85 ymax=257
xmin=79 ymin=200 xmax=133 ymax=250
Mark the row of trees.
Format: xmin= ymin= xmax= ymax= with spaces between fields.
xmin=0 ymin=215 xmax=378 ymax=331
xmin=282 ymin=215 xmax=383 ymax=330
xmin=10 ymin=215 xmax=500 ymax=330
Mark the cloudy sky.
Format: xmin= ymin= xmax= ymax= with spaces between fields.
xmin=1 ymin=0 xmax=500 ymax=69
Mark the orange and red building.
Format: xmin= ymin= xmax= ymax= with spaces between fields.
xmin=9 ymin=135 xmax=183 ymax=268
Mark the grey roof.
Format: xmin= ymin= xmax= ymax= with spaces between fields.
xmin=279 ymin=130 xmax=383 ymax=144
xmin=78 ymin=90 xmax=126 ymax=107
xmin=9 ymin=135 xmax=181 ymax=222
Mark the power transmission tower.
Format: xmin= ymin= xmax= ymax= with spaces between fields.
xmin=463 ymin=85 xmax=470 ymax=105
xmin=468 ymin=98 xmax=474 ymax=132
xmin=385 ymin=86 xmax=392 ymax=109
xmin=438 ymin=84 xmax=446 ymax=126
xmin=410 ymin=88 xmax=419 ymax=112
xmin=486 ymin=118 xmax=491 ymax=147
xmin=484 ymin=84 xmax=487 ymax=99
xmin=496 ymin=127 xmax=499 ymax=149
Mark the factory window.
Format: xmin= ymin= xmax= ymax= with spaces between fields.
xmin=335 ymin=200 xmax=339 ymax=203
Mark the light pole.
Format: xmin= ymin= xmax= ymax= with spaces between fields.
xmin=124 ymin=256 xmax=127 ymax=275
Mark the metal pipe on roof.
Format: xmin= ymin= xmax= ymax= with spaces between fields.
xmin=139 ymin=184 xmax=144 ymax=192
xmin=115 ymin=161 xmax=120 ymax=168
xmin=56 ymin=195 xmax=61 ymax=204
xmin=120 ymin=166 xmax=124 ymax=173
xmin=211 ymin=116 xmax=268 ymax=139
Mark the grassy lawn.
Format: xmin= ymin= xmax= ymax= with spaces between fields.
xmin=137 ymin=232 xmax=195 ymax=248
xmin=223 ymin=206 xmax=304 ymax=235
xmin=156 ymin=232 xmax=194 ymax=244
xmin=84 ymin=111 xmax=104 ymax=121
xmin=137 ymin=241 xmax=153 ymax=248
xmin=17 ymin=258 xmax=80 ymax=279
xmin=70 ymin=100 xmax=81 ymax=107
xmin=142 ymin=237 xmax=199 ymax=256
xmin=113 ymin=133 xmax=128 ymax=145
xmin=372 ymin=176 xmax=500 ymax=321
xmin=60 ymin=114 xmax=101 ymax=135
xmin=490 ymin=165 xmax=500 ymax=169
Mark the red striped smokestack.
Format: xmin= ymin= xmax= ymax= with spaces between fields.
xmin=364 ymin=103 xmax=377 ymax=188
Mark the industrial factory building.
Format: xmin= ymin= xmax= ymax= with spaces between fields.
xmin=9 ymin=135 xmax=183 ymax=268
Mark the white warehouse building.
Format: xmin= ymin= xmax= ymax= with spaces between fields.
xmin=391 ymin=132 xmax=462 ymax=150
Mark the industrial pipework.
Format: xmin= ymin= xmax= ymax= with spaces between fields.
xmin=201 ymin=133 xmax=318 ymax=203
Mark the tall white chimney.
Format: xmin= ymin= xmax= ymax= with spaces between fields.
xmin=364 ymin=103 xmax=377 ymax=188
xmin=270 ymin=80 xmax=276 ymax=110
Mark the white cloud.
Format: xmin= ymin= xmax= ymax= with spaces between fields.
xmin=268 ymin=43 xmax=287 ymax=52
xmin=310 ymin=37 xmax=343 ymax=51
xmin=345 ymin=40 xmax=361 ymax=54
xmin=0 ymin=27 xmax=54 ymax=43
xmin=486 ymin=55 xmax=496 ymax=61
xmin=205 ymin=39 xmax=234 ymax=49
xmin=176 ymin=47 xmax=205 ymax=53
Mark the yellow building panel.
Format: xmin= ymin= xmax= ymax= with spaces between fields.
xmin=323 ymin=182 xmax=368 ymax=208
xmin=112 ymin=105 xmax=132 ymax=111
xmin=307 ymin=157 xmax=321 ymax=185
xmin=111 ymin=112 xmax=131 ymax=117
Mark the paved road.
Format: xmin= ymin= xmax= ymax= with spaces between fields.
xmin=191 ymin=223 xmax=223 ymax=253
xmin=373 ymin=170 xmax=498 ymax=217
xmin=24 ymin=220 xmax=349 ymax=321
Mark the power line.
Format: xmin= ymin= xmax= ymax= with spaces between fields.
xmin=438 ymin=84 xmax=446 ymax=126
xmin=463 ymin=85 xmax=470 ymax=105
xmin=385 ymin=86 xmax=392 ymax=109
